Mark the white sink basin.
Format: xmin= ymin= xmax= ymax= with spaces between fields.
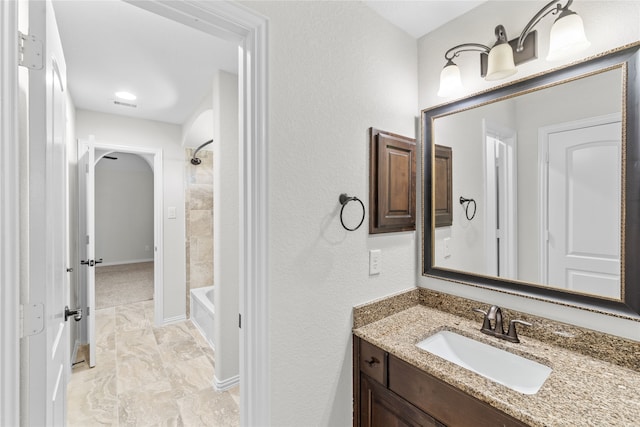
xmin=416 ymin=330 xmax=552 ymax=395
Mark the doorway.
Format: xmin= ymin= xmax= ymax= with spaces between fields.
xmin=94 ymin=152 xmax=155 ymax=309
xmin=4 ymin=1 xmax=268 ymax=425
xmin=483 ymin=120 xmax=518 ymax=279
xmin=78 ymin=140 xmax=164 ymax=369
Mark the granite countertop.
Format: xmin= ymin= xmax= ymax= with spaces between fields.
xmin=353 ymin=300 xmax=640 ymax=426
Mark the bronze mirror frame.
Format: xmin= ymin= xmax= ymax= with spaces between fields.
xmin=422 ymin=43 xmax=640 ymax=317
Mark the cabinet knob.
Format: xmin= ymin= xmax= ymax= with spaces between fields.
xmin=365 ymin=357 xmax=380 ymax=367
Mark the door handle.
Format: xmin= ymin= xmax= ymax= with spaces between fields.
xmin=64 ymin=306 xmax=83 ymax=322
xmin=95 ymin=258 xmax=103 ymax=265
xmin=80 ymin=259 xmax=90 ymax=265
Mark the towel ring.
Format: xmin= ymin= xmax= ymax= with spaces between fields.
xmin=459 ymin=197 xmax=477 ymax=221
xmin=339 ymin=193 xmax=365 ymax=231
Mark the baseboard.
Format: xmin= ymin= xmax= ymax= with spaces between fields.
xmin=162 ymin=314 xmax=187 ymax=325
xmin=98 ymin=258 xmax=154 ymax=267
xmin=213 ymin=374 xmax=240 ymax=392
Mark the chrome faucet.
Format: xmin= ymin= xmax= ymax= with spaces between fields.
xmin=487 ymin=305 xmax=504 ymax=335
xmin=472 ymin=305 xmax=531 ymax=343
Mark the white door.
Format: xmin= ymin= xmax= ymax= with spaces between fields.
xmin=26 ymin=0 xmax=70 ymax=424
xmin=547 ymin=121 xmax=621 ymax=298
xmin=78 ymin=141 xmax=96 ymax=367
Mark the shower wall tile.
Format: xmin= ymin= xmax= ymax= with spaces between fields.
xmin=189 ymin=185 xmax=213 ymax=210
xmin=189 ymin=210 xmax=212 ymax=237
xmin=192 ymin=237 xmax=213 ymax=264
xmin=185 ymin=148 xmax=214 ymax=317
xmin=190 ymin=261 xmax=213 ymax=289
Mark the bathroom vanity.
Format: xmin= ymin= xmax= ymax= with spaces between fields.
xmin=355 ymin=337 xmax=527 ymax=426
xmin=352 ymin=289 xmax=640 ymax=427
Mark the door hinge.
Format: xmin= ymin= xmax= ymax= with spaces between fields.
xmin=239 ymin=314 xmax=242 ymax=329
xmin=86 ymin=306 xmax=90 ymax=317
xmin=18 ymin=32 xmax=43 ymax=70
xmin=20 ymin=303 xmax=45 ymax=338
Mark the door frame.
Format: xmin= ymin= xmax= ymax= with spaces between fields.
xmin=538 ymin=113 xmax=620 ymax=283
xmin=0 ymin=0 xmax=20 ymax=424
xmin=482 ymin=120 xmax=518 ymax=279
xmin=78 ymin=140 xmax=164 ymax=331
xmin=2 ymin=1 xmax=269 ymax=425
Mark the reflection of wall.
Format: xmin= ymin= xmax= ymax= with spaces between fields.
xmin=514 ymin=69 xmax=622 ymax=282
xmin=434 ymin=101 xmax=514 ymax=274
xmin=418 ymin=1 xmax=640 ymax=343
xmin=95 ymin=153 xmax=154 ymax=265
xmin=434 ymin=70 xmax=622 ymax=281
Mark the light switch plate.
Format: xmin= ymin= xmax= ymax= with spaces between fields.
xmin=369 ymin=249 xmax=381 ymax=275
xmin=168 ymin=206 xmax=176 ymax=219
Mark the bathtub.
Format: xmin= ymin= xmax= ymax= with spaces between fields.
xmin=190 ymin=286 xmax=215 ymax=350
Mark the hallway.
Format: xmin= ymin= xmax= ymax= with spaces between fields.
xmin=67 ymin=299 xmax=239 ymax=426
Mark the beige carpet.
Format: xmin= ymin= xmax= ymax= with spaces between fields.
xmin=95 ymin=262 xmax=154 ymax=309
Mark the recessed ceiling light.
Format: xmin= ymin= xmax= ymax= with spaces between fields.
xmin=115 ymin=91 xmax=137 ymax=101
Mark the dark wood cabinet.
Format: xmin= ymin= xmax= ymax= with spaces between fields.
xmin=354 ymin=336 xmax=529 ymax=427
xmin=360 ymin=374 xmax=443 ymax=427
xmin=369 ymin=128 xmax=416 ymax=234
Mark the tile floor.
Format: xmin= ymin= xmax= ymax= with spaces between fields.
xmin=67 ymin=299 xmax=239 ymax=426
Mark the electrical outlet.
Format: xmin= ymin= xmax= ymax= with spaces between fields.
xmin=369 ymin=249 xmax=381 ymax=275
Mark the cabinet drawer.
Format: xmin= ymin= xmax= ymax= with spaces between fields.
xmin=359 ymin=339 xmax=387 ymax=386
xmin=388 ymin=355 xmax=528 ymax=427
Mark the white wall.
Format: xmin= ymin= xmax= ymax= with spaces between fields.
xmin=211 ymin=70 xmax=240 ymax=388
xmin=95 ymin=153 xmax=154 ymax=265
xmin=419 ymin=1 xmax=640 ymax=341
xmin=75 ymin=109 xmax=186 ymax=321
xmin=181 ymin=92 xmax=213 ymax=148
xmin=242 ymin=2 xmax=417 ymax=425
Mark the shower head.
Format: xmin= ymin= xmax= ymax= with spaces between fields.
xmin=190 ymin=139 xmax=213 ymax=166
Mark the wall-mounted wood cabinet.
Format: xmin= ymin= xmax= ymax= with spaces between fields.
xmin=353 ymin=336 xmax=529 ymax=427
xmin=434 ymin=144 xmax=452 ymax=228
xmin=369 ymin=128 xmax=416 ymax=234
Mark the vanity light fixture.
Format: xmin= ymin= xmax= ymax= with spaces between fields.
xmin=437 ymin=0 xmax=590 ymax=97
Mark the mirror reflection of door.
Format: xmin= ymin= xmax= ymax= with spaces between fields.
xmin=541 ymin=116 xmax=621 ymax=298
xmin=484 ymin=121 xmax=517 ymax=279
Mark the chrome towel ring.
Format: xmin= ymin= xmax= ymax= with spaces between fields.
xmin=339 ymin=193 xmax=365 ymax=231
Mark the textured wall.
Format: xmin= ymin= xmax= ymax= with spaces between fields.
xmin=242 ymin=2 xmax=418 ymax=425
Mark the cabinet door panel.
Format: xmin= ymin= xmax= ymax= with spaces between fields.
xmin=361 ymin=374 xmax=442 ymax=427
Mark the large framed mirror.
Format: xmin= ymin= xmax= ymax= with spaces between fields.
xmin=422 ymin=42 xmax=640 ymax=317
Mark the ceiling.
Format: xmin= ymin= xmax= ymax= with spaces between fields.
xmin=52 ymin=1 xmax=485 ymax=126
xmin=52 ymin=0 xmax=238 ymax=125
xmin=363 ymin=1 xmax=487 ymax=39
